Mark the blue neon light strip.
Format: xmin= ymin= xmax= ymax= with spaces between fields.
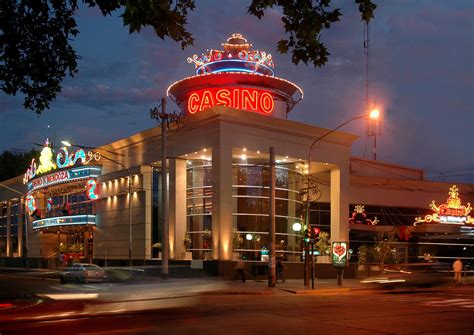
xmin=196 ymin=59 xmax=274 ymax=76
xmin=27 ymin=166 xmax=101 ymax=192
xmin=32 ymin=215 xmax=96 ymax=230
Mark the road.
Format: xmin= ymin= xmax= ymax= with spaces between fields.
xmin=0 ymin=276 xmax=473 ymax=334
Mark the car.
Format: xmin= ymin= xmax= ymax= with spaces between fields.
xmin=361 ymin=262 xmax=451 ymax=289
xmin=60 ymin=263 xmax=108 ymax=284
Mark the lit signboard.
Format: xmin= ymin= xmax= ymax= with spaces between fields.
xmin=415 ymin=185 xmax=473 ymax=225
xmin=332 ymin=241 xmax=348 ymax=267
xmin=27 ymin=166 xmax=101 ymax=192
xmin=24 ymin=141 xmax=101 ymax=184
xmin=32 ymin=215 xmax=96 ymax=230
xmin=187 ymin=88 xmax=274 ymax=115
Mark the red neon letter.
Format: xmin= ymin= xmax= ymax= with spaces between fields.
xmin=188 ymin=93 xmax=200 ymax=114
xmin=216 ymin=89 xmax=231 ymax=106
xmin=259 ymin=92 xmax=274 ymax=114
xmin=242 ymin=89 xmax=258 ymax=111
xmin=199 ymin=90 xmax=214 ymax=112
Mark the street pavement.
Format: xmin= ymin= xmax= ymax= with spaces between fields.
xmin=1 ymin=266 xmax=474 ymax=296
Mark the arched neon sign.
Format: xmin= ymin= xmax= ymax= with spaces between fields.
xmin=187 ymin=88 xmax=274 ymax=115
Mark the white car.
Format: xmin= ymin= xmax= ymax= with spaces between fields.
xmin=60 ymin=263 xmax=107 ymax=284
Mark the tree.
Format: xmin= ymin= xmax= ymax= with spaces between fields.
xmin=1 ymin=0 xmax=376 ymax=115
xmin=373 ymin=231 xmax=400 ymax=273
xmin=0 ymin=149 xmax=38 ymax=182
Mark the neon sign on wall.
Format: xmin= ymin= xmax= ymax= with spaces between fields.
xmin=24 ymin=141 xmax=101 ymax=184
xmin=187 ymin=88 xmax=274 ymax=115
xmin=414 ymin=185 xmax=473 ymax=225
xmin=27 ymin=166 xmax=101 ymax=192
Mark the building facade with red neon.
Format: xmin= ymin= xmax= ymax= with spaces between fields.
xmin=1 ymin=34 xmax=473 ymax=274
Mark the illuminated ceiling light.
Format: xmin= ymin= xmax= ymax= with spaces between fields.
xmin=203 ymin=148 xmax=207 ymax=152
xmin=185 ymin=154 xmax=188 ymax=157
xmin=200 ymin=155 xmax=205 ymax=159
xmin=243 ymin=148 xmax=247 ymax=152
xmin=283 ymin=158 xmax=287 ymax=162
xmin=241 ymin=154 xmax=247 ymax=160
xmin=257 ymin=150 xmax=260 ymax=154
xmin=246 ymin=233 xmax=253 ymax=241
xmin=285 ymin=156 xmax=288 ymax=159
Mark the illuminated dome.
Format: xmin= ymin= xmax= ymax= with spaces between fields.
xmin=187 ymin=33 xmax=275 ymax=76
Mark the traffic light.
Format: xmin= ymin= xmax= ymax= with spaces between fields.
xmin=312 ymin=227 xmax=321 ymax=240
xmin=304 ymin=228 xmax=311 ymax=243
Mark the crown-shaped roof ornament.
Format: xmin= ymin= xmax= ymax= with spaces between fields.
xmin=187 ymin=33 xmax=274 ymax=76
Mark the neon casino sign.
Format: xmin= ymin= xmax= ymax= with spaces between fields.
xmin=187 ymin=87 xmax=274 ymax=115
xmin=24 ymin=141 xmax=101 ymax=184
xmin=414 ymin=185 xmax=473 ymax=225
xmin=27 ymin=166 xmax=101 ymax=192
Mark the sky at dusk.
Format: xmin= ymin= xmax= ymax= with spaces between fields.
xmin=1 ymin=0 xmax=473 ymax=183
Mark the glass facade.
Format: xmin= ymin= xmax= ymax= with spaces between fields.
xmin=186 ymin=160 xmax=213 ymax=259
xmin=232 ymin=160 xmax=304 ymax=261
xmin=184 ymin=156 xmax=304 ymax=260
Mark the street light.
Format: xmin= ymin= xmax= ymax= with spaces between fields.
xmin=304 ymin=112 xmax=381 ymax=286
xmin=0 ymin=183 xmax=28 ymax=269
xmin=62 ymin=142 xmax=133 ymax=267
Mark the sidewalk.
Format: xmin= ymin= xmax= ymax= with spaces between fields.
xmin=210 ymin=278 xmax=370 ymax=295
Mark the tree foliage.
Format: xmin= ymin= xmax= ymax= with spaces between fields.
xmin=0 ymin=0 xmax=376 ymax=115
xmin=0 ymin=149 xmax=38 ymax=182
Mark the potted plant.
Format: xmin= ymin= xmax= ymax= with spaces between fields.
xmin=183 ymin=233 xmax=193 ymax=260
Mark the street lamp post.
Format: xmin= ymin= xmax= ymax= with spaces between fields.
xmin=304 ymin=112 xmax=380 ymax=286
xmin=0 ymin=183 xmax=28 ymax=269
xmin=61 ymin=142 xmax=133 ymax=266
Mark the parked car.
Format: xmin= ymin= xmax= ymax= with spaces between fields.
xmin=361 ymin=262 xmax=451 ymax=289
xmin=60 ymin=263 xmax=107 ymax=284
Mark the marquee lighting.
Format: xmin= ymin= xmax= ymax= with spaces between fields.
xmin=26 ymin=195 xmax=36 ymax=213
xmin=86 ymin=179 xmax=99 ymax=200
xmin=349 ymin=205 xmax=379 ymax=225
xmin=24 ymin=141 xmax=101 ymax=184
xmin=166 ymin=72 xmax=304 ymax=100
xmin=414 ymin=185 xmax=473 ymax=225
xmin=32 ymin=214 xmax=96 ymax=230
xmin=187 ymin=87 xmax=274 ymax=115
xmin=27 ymin=166 xmax=101 ymax=192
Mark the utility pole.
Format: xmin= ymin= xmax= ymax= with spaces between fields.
xmin=161 ymin=97 xmax=169 ymax=279
xmin=150 ymin=98 xmax=183 ymax=279
xmin=268 ymin=147 xmax=276 ymax=287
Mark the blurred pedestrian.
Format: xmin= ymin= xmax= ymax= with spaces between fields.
xmin=453 ymin=258 xmax=463 ymax=285
xmin=276 ymin=257 xmax=286 ymax=283
xmin=234 ymin=258 xmax=246 ymax=282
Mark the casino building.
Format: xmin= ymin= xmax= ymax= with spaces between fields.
xmin=1 ymin=34 xmax=473 ymax=273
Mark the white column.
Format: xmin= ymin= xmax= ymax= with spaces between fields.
xmin=212 ymin=145 xmax=233 ymax=260
xmin=169 ymin=159 xmax=187 ymax=259
xmin=330 ymin=162 xmax=350 ymax=243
